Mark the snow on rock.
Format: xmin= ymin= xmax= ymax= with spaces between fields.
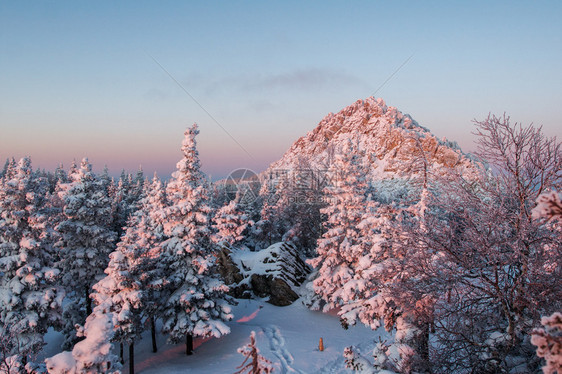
xmin=44 ymin=351 xmax=76 ymax=373
xmin=228 ymin=242 xmax=310 ymax=306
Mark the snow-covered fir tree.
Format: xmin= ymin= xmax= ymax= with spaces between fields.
xmin=306 ymin=141 xmax=370 ymax=312
xmin=52 ymin=163 xmax=68 ymax=187
xmin=278 ymin=158 xmax=325 ymax=257
xmin=131 ymin=166 xmax=145 ymax=202
xmin=56 ymin=158 xmax=117 ymax=348
xmin=110 ymin=167 xmax=145 ymax=240
xmin=0 ymin=158 xmax=16 ymax=184
xmin=160 ymin=124 xmax=233 ymax=355
xmin=139 ymin=173 xmax=169 ymax=353
xmin=337 ymin=169 xmax=434 ymax=371
xmin=0 ymin=158 xmax=9 ymax=180
xmin=0 ymin=158 xmax=64 ymax=366
xmin=48 ymin=173 xmax=168 ymax=374
xmin=111 ymin=177 xmax=130 ymax=239
xmin=336 ymin=199 xmax=401 ymax=329
xmin=250 ymin=178 xmax=282 ymax=250
xmin=91 ymin=215 xmax=150 ymax=374
xmin=45 ymin=298 xmax=121 ymax=374
xmin=212 ymin=193 xmax=252 ymax=247
xmin=532 ymin=191 xmax=562 ymax=374
xmin=67 ymin=159 xmax=79 ymax=183
xmin=89 ymin=172 xmax=169 ymax=372
xmin=532 ymin=312 xmax=562 ymax=374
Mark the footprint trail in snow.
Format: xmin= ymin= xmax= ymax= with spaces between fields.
xmin=262 ymin=325 xmax=305 ymax=374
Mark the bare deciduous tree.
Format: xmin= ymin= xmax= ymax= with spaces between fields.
xmin=235 ymin=331 xmax=274 ymax=374
xmin=389 ymin=115 xmax=562 ymax=372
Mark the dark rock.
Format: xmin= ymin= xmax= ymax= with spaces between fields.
xmin=216 ymin=244 xmax=251 ymax=299
xmin=217 ymin=242 xmax=310 ymax=306
xmin=217 ymin=245 xmax=244 ymax=285
xmin=249 ymin=274 xmax=300 ymax=306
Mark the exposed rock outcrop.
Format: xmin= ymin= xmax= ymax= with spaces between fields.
xmin=217 ymin=242 xmax=310 ymax=306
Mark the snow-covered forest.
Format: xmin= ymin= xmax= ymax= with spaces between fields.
xmin=1 ymin=98 xmax=561 ymax=374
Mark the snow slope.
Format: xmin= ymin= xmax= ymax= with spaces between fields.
xmin=135 ymin=298 xmax=387 ymax=374
xmin=40 ymin=298 xmax=387 ymax=373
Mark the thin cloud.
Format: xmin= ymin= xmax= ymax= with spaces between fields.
xmin=176 ymin=68 xmax=367 ymax=96
xmin=242 ymin=68 xmax=365 ymax=92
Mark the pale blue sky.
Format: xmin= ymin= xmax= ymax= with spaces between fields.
xmin=1 ymin=1 xmax=561 ymax=178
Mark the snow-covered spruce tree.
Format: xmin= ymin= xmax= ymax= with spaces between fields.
xmin=1 ymin=158 xmax=16 ymax=184
xmin=335 ymin=199 xmax=401 ymax=324
xmin=67 ymin=159 xmax=79 ymax=183
xmin=44 ymin=165 xmax=69 ymax=264
xmin=89 ymin=173 xmax=169 ymax=372
xmin=212 ymin=193 xmax=252 ymax=247
xmin=334 ymin=196 xmax=422 ymax=372
xmin=531 ymin=312 xmax=562 ymax=374
xmin=138 ymin=173 xmax=169 ymax=353
xmin=48 ymin=175 xmax=167 ymax=374
xmin=91 ymin=215 xmax=151 ymax=374
xmin=98 ymin=166 xmax=115 ymax=207
xmin=113 ymin=167 xmax=145 ymax=237
xmin=51 ymin=163 xmax=68 ymax=190
xmin=337 ymin=141 xmax=437 ymax=372
xmin=234 ymin=331 xmax=274 ymax=374
xmin=111 ymin=177 xmax=131 ymax=239
xmin=266 ymin=172 xmax=292 ymax=240
xmin=306 ymin=141 xmax=370 ymax=312
xmin=343 ymin=346 xmax=373 ymax=373
xmin=532 ymin=191 xmax=562 ymax=374
xmin=250 ymin=178 xmax=281 ymax=250
xmin=269 ymin=157 xmax=325 ymax=258
xmin=142 ymin=175 xmax=170 ymax=350
xmin=280 ymin=180 xmax=324 ymax=258
xmin=160 ymin=124 xmax=233 ymax=355
xmin=0 ymin=158 xmax=9 ymax=180
xmin=56 ymin=158 xmax=117 ymax=349
xmin=132 ymin=167 xmax=145 ymax=201
xmin=45 ymin=298 xmax=121 ymax=374
xmin=0 ymin=158 xmax=64 ymax=367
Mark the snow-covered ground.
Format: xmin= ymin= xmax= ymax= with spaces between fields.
xmin=42 ymin=298 xmax=388 ymax=373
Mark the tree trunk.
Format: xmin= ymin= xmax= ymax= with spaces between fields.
xmin=186 ymin=333 xmax=193 ymax=355
xmin=85 ymin=286 xmax=92 ymax=316
xmin=151 ymin=316 xmax=158 ymax=353
xmin=120 ymin=343 xmax=124 ymax=364
xmin=419 ymin=322 xmax=430 ymax=373
xmin=129 ymin=342 xmax=135 ymax=374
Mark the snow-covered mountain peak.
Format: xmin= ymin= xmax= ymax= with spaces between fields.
xmin=268 ymin=97 xmax=479 ymax=181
